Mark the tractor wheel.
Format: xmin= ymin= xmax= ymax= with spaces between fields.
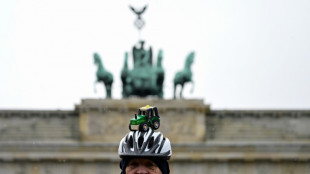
xmin=139 ymin=122 xmax=149 ymax=132
xmin=152 ymin=120 xmax=160 ymax=130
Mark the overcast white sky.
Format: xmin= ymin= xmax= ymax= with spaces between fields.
xmin=1 ymin=0 xmax=310 ymax=110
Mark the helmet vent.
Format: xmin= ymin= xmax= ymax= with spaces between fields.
xmin=148 ymin=137 xmax=154 ymax=149
xmin=138 ymin=136 xmax=144 ymax=149
xmin=125 ymin=135 xmax=128 ymax=143
xmin=129 ymin=136 xmax=134 ymax=149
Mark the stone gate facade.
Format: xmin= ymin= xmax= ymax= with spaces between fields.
xmin=0 ymin=99 xmax=309 ymax=174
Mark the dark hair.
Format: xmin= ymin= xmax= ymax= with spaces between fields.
xmin=120 ymin=157 xmax=170 ymax=174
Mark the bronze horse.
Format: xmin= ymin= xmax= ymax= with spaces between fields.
xmin=173 ymin=52 xmax=195 ymax=99
xmin=93 ymin=53 xmax=113 ymax=98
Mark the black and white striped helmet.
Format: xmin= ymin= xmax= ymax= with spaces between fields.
xmin=118 ymin=129 xmax=172 ymax=160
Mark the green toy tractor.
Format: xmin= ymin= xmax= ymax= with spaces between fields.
xmin=129 ymin=105 xmax=160 ymax=132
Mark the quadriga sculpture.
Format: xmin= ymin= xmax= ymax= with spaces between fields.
xmin=173 ymin=52 xmax=195 ymax=99
xmin=93 ymin=53 xmax=113 ymax=99
xmin=121 ymin=40 xmax=164 ymax=98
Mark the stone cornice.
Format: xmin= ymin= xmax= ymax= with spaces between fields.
xmin=0 ymin=142 xmax=309 ymax=162
xmin=209 ymin=110 xmax=310 ymax=118
xmin=0 ymin=110 xmax=78 ymax=118
xmin=76 ymin=99 xmax=210 ymax=113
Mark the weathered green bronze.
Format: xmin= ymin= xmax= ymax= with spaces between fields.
xmin=173 ymin=52 xmax=195 ymax=99
xmin=120 ymin=5 xmax=165 ymax=98
xmin=93 ymin=53 xmax=113 ymax=98
xmin=121 ymin=41 xmax=164 ymax=98
xmin=129 ymin=5 xmax=148 ymax=31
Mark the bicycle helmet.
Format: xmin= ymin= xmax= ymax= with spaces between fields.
xmin=118 ymin=129 xmax=172 ymax=160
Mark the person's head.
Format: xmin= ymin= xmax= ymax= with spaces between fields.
xmin=118 ymin=129 xmax=172 ymax=174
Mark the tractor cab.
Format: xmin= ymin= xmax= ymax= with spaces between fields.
xmin=138 ymin=105 xmax=160 ymax=121
xmin=129 ymin=105 xmax=161 ymax=132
